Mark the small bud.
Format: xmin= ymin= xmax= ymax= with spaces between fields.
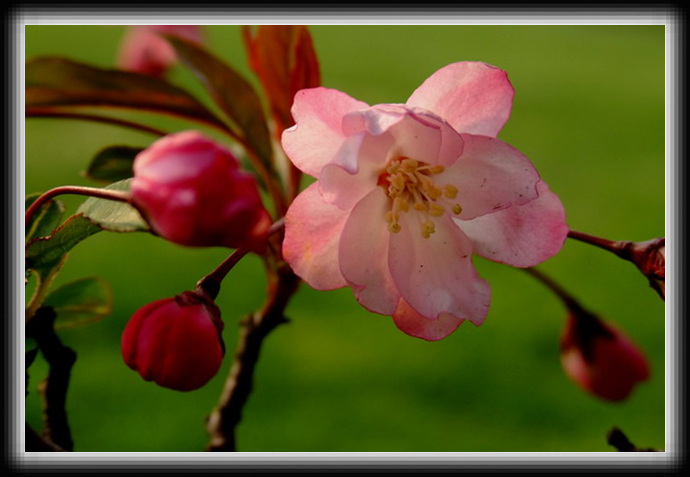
xmin=117 ymin=25 xmax=203 ymax=77
xmin=560 ymin=308 xmax=650 ymax=401
xmin=131 ymin=131 xmax=271 ymax=250
xmin=121 ymin=291 xmax=225 ymax=391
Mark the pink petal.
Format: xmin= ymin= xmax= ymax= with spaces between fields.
xmin=282 ymin=182 xmax=349 ymax=290
xmin=457 ymin=181 xmax=569 ymax=268
xmin=392 ymin=298 xmax=465 ymax=341
xmin=318 ymin=133 xmax=390 ymax=210
xmin=339 ymin=188 xmax=400 ymax=315
xmin=406 ymin=62 xmax=514 ymax=137
xmin=343 ymin=105 xmax=464 ymax=167
xmin=388 ymin=213 xmax=491 ymax=325
xmin=440 ymin=134 xmax=540 ymax=220
xmin=282 ymin=87 xmax=369 ymax=177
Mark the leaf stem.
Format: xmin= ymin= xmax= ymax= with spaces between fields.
xmin=25 ymin=186 xmax=131 ymax=229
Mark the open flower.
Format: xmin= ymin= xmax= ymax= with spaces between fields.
xmin=281 ymin=62 xmax=569 ymax=340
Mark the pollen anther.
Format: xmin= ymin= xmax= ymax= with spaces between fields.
xmin=381 ymin=156 xmax=463 ymax=238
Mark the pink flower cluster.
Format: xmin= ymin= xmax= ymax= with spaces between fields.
xmin=281 ymin=62 xmax=569 ymax=340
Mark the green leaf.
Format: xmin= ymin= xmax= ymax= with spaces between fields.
xmin=83 ymin=145 xmax=142 ymax=183
xmin=76 ymin=179 xmax=149 ymax=233
xmin=25 ymin=214 xmax=102 ymax=283
xmin=25 ymin=56 xmax=229 ymax=131
xmin=44 ymin=277 xmax=113 ymax=329
xmin=165 ymin=35 xmax=274 ymax=170
xmin=25 ymin=193 xmax=65 ymax=242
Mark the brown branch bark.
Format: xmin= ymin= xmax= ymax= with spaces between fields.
xmin=205 ymin=263 xmax=300 ymax=451
xmin=26 ymin=306 xmax=77 ymax=451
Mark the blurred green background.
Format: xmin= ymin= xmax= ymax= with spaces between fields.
xmin=24 ymin=24 xmax=666 ymax=453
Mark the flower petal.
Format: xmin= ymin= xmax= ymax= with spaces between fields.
xmin=282 ymin=182 xmax=349 ymax=290
xmin=392 ymin=298 xmax=465 ymax=341
xmin=457 ymin=181 xmax=569 ymax=267
xmin=440 ymin=134 xmax=540 ymax=220
xmin=318 ymin=133 xmax=391 ymax=210
xmin=406 ymin=62 xmax=514 ymax=137
xmin=339 ymin=188 xmax=400 ymax=315
xmin=282 ymin=87 xmax=369 ymax=177
xmin=388 ymin=213 xmax=491 ymax=325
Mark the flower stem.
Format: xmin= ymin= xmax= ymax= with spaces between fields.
xmin=195 ymin=219 xmax=285 ymax=300
xmin=567 ymin=230 xmax=632 ymax=259
xmin=25 ymin=185 xmax=131 ymax=228
xmin=523 ymin=267 xmax=583 ymax=314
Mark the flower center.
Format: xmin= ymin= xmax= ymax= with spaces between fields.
xmin=379 ymin=157 xmax=462 ymax=238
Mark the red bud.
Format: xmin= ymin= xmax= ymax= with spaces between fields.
xmin=121 ymin=291 xmax=225 ymax=391
xmin=560 ymin=309 xmax=650 ymax=401
xmin=131 ymin=131 xmax=271 ymax=250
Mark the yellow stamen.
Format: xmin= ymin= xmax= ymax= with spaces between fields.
xmin=380 ymin=156 xmax=463 ymax=238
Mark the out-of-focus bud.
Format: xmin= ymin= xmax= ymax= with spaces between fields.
xmin=121 ymin=290 xmax=225 ymax=391
xmin=130 ymin=130 xmax=272 ymax=250
xmin=117 ymin=25 xmax=203 ymax=77
xmin=625 ymin=238 xmax=665 ymax=300
xmin=560 ymin=307 xmax=650 ymax=401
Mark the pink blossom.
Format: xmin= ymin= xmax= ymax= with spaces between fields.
xmin=117 ymin=25 xmax=203 ymax=77
xmin=560 ymin=310 xmax=650 ymax=401
xmin=281 ymin=62 xmax=569 ymax=340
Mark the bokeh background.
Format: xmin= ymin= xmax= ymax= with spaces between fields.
xmin=24 ymin=24 xmax=666 ymax=453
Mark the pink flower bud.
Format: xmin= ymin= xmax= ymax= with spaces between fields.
xmin=560 ymin=309 xmax=650 ymax=401
xmin=117 ymin=25 xmax=203 ymax=77
xmin=130 ymin=131 xmax=272 ymax=250
xmin=121 ymin=291 xmax=225 ymax=391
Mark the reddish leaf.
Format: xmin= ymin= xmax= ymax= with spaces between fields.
xmin=165 ymin=35 xmax=273 ymax=169
xmin=243 ymin=26 xmax=321 ymax=135
xmin=25 ymin=56 xmax=228 ymax=131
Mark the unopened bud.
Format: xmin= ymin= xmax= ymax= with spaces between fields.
xmin=560 ymin=308 xmax=650 ymax=401
xmin=131 ymin=131 xmax=271 ymax=250
xmin=121 ymin=290 xmax=225 ymax=391
xmin=117 ymin=25 xmax=203 ymax=77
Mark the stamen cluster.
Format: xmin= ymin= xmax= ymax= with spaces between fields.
xmin=381 ymin=157 xmax=462 ymax=238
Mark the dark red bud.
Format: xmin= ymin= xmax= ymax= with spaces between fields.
xmin=121 ymin=291 xmax=225 ymax=391
xmin=560 ymin=309 xmax=650 ymax=401
xmin=130 ymin=131 xmax=271 ymax=250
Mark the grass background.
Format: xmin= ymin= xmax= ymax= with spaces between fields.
xmin=24 ymin=24 xmax=667 ymax=453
